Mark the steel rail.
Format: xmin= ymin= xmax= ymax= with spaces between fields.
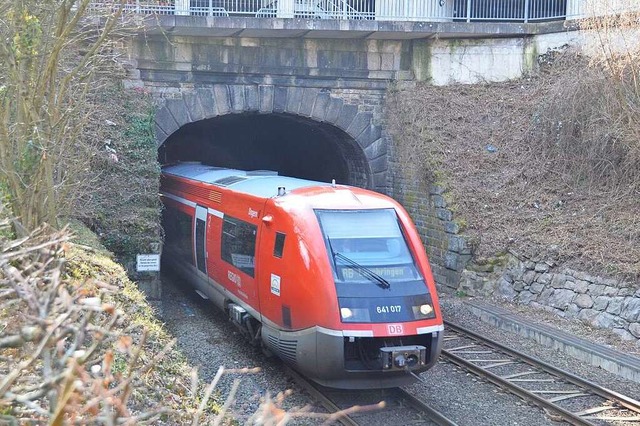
xmin=445 ymin=321 xmax=640 ymax=412
xmin=283 ymin=365 xmax=360 ymax=426
xmin=443 ymin=321 xmax=640 ymax=425
xmin=391 ymin=388 xmax=459 ymax=426
xmin=284 ymin=365 xmax=458 ymax=426
xmin=442 ymin=348 xmax=595 ymax=426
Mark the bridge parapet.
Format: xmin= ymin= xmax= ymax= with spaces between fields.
xmin=107 ymin=0 xmax=638 ymax=23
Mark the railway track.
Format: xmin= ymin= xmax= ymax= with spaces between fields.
xmin=442 ymin=321 xmax=640 ymax=425
xmin=284 ymin=366 xmax=458 ymax=425
xmin=284 ymin=322 xmax=640 ymax=425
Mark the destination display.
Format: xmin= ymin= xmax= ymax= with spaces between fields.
xmin=340 ymin=265 xmax=414 ymax=281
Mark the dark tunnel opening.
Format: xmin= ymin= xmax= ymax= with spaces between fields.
xmin=157 ymin=113 xmax=371 ymax=187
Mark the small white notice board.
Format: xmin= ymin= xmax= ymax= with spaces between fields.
xmin=136 ymin=254 xmax=161 ymax=272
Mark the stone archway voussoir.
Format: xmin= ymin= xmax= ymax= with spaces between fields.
xmin=324 ymin=97 xmax=344 ymax=124
xmin=244 ymin=85 xmax=260 ymax=112
xmin=154 ymin=106 xmax=179 ymax=140
xmin=165 ymin=98 xmax=190 ymax=128
xmin=299 ymin=88 xmax=321 ymax=117
xmin=259 ymin=85 xmax=275 ymax=113
xmin=369 ymin=154 xmax=388 ymax=175
xmin=196 ymin=88 xmax=218 ymax=119
xmin=364 ymin=138 xmax=387 ymax=160
xmin=229 ymin=85 xmax=246 ymax=113
xmin=347 ymin=112 xmax=373 ymax=139
xmin=285 ymin=86 xmax=304 ymax=115
xmin=335 ymin=104 xmax=358 ymax=132
xmin=311 ymin=91 xmax=331 ymax=122
xmin=154 ymin=123 xmax=169 ymax=148
xmin=212 ymin=85 xmax=232 ymax=116
xmin=183 ymin=91 xmax=207 ymax=122
xmin=356 ymin=124 xmax=382 ymax=150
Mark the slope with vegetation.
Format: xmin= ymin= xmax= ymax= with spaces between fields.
xmin=0 ymin=213 xmax=223 ymax=423
xmin=0 ymin=1 xmax=187 ymax=422
xmin=388 ymin=30 xmax=639 ymax=282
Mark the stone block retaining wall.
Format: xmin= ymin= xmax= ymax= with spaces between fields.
xmin=390 ymin=174 xmax=473 ymax=289
xmin=459 ymin=252 xmax=640 ymax=345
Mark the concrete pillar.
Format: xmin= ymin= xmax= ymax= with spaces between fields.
xmin=278 ymin=0 xmax=295 ymax=18
xmin=175 ymin=0 xmax=189 ymax=16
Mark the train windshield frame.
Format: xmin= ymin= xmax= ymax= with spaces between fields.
xmin=315 ymin=208 xmax=423 ymax=286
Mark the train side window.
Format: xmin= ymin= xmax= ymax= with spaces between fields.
xmin=163 ymin=206 xmax=193 ymax=265
xmin=221 ymin=216 xmax=257 ymax=277
xmin=274 ymin=232 xmax=286 ymax=258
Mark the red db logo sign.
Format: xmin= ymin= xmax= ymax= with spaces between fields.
xmin=387 ymin=324 xmax=404 ymax=335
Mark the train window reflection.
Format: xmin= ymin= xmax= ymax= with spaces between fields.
xmin=315 ymin=209 xmax=422 ymax=282
xmin=163 ymin=206 xmax=193 ymax=266
xmin=221 ymin=216 xmax=257 ymax=277
xmin=274 ymin=232 xmax=286 ymax=258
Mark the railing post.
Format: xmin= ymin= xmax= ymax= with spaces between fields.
xmin=524 ymin=0 xmax=530 ymax=22
xmin=135 ymin=0 xmax=140 ymax=14
xmin=175 ymin=0 xmax=189 ymax=15
xmin=466 ymin=0 xmax=471 ymax=22
xmin=277 ymin=0 xmax=295 ymax=18
xmin=342 ymin=0 xmax=347 ymax=19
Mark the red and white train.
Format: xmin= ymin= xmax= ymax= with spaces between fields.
xmin=160 ymin=162 xmax=443 ymax=389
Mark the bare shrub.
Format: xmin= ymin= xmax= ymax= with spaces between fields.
xmin=527 ymin=54 xmax=640 ymax=197
xmin=386 ymin=50 xmax=639 ymax=279
xmin=573 ymin=1 xmax=640 ymax=195
xmin=0 ymin=211 xmax=384 ymax=423
xmin=0 ymin=1 xmax=141 ymax=233
xmin=0 ymin=221 xmax=173 ymax=423
xmin=71 ymin=83 xmax=162 ymax=268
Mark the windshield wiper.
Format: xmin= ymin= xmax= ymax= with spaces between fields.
xmin=334 ymin=252 xmax=391 ymax=290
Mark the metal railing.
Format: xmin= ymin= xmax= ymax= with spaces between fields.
xmin=452 ymin=0 xmax=567 ymax=22
xmin=95 ymin=0 xmax=639 ymax=23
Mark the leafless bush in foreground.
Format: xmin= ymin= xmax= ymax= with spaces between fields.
xmin=0 ymin=221 xmax=176 ymax=424
xmin=0 ymin=214 xmax=382 ymax=424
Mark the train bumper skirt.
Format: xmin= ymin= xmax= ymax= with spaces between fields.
xmin=262 ymin=324 xmax=443 ymax=389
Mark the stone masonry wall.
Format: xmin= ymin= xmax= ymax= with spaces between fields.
xmin=389 ymin=161 xmax=473 ymax=289
xmin=459 ymin=252 xmax=640 ymax=345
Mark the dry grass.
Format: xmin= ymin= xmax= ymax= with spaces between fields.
xmin=387 ymin=50 xmax=639 ymax=280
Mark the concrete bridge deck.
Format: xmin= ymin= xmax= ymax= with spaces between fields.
xmin=141 ymin=14 xmax=577 ymax=39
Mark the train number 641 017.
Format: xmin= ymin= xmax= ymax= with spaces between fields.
xmin=376 ymin=305 xmax=401 ymax=314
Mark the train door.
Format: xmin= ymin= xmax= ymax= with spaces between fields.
xmin=194 ymin=205 xmax=207 ymax=275
xmin=257 ymin=203 xmax=291 ymax=329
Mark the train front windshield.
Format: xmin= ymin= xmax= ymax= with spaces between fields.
xmin=316 ymin=208 xmax=435 ymax=323
xmin=316 ymin=209 xmax=423 ymax=285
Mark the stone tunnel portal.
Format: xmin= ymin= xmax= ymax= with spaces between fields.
xmin=158 ymin=113 xmax=372 ymax=188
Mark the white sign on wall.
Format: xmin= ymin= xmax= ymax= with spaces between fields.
xmin=136 ymin=254 xmax=161 ymax=272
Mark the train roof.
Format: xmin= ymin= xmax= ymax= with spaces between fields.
xmin=162 ymin=163 xmax=331 ymax=198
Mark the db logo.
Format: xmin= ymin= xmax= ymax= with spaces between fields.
xmin=387 ymin=324 xmax=403 ymax=335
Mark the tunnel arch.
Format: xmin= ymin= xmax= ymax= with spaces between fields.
xmin=153 ymin=85 xmax=388 ymax=189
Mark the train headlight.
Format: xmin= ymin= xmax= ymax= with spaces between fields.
xmin=419 ymin=304 xmax=433 ymax=316
xmin=339 ymin=307 xmax=370 ymax=322
xmin=340 ymin=308 xmax=353 ymax=319
xmin=412 ymin=303 xmax=436 ymax=319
